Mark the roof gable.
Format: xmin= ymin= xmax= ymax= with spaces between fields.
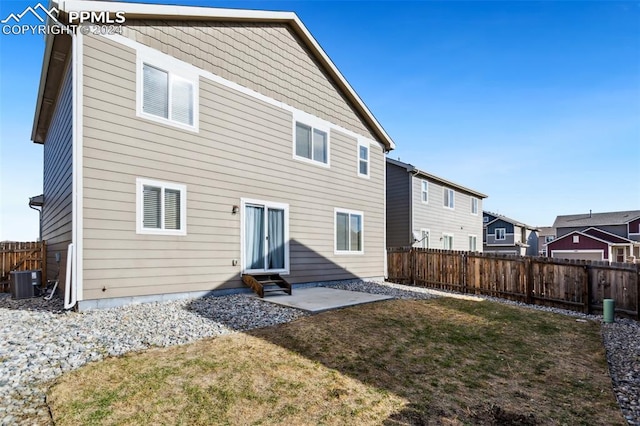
xmin=582 ymin=227 xmax=636 ymax=244
xmin=33 ymin=0 xmax=395 ymax=150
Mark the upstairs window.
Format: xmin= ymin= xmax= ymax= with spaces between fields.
xmin=357 ymin=140 xmax=369 ymax=177
xmin=421 ymin=180 xmax=428 ymax=203
xmin=136 ymin=178 xmax=187 ymax=235
xmin=444 ymin=188 xmax=455 ymax=209
xmin=139 ymin=59 xmax=198 ymax=131
xmin=483 ymin=216 xmax=489 ymax=223
xmin=471 ymin=197 xmax=478 ymax=215
xmin=295 ymin=122 xmax=328 ymax=165
xmin=495 ymin=228 xmax=506 ymax=240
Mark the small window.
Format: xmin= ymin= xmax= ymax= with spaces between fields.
xmin=444 ymin=188 xmax=455 ymax=209
xmin=471 ymin=197 xmax=478 ymax=215
xmin=483 ymin=216 xmax=489 ymax=223
xmin=295 ymin=121 xmax=328 ymax=165
xmin=335 ymin=209 xmax=363 ymax=254
xmin=573 ymin=235 xmax=580 ymax=243
xmin=357 ymin=140 xmax=369 ymax=177
xmin=443 ymin=234 xmax=454 ymax=250
xmin=545 ymin=236 xmax=555 ymax=243
xmin=141 ymin=62 xmax=196 ymax=129
xmin=421 ymin=229 xmax=430 ymax=248
xmin=495 ymin=228 xmax=506 ymax=240
xmin=136 ymin=178 xmax=187 ymax=235
xmin=421 ymin=180 xmax=428 ymax=203
xmin=469 ymin=235 xmax=477 ymax=251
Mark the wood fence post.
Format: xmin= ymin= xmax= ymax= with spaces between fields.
xmin=462 ymin=252 xmax=467 ymax=294
xmin=525 ymin=257 xmax=533 ymax=305
xmin=584 ymin=265 xmax=591 ymax=315
xmin=410 ymin=248 xmax=415 ymax=285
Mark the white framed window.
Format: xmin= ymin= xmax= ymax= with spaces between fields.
xmin=420 ymin=229 xmax=430 ymax=249
xmin=443 ymin=233 xmax=454 ymax=250
xmin=137 ymin=54 xmax=199 ymax=131
xmin=357 ymin=140 xmax=370 ymax=178
xmin=573 ymin=235 xmax=580 ymax=243
xmin=469 ymin=235 xmax=477 ymax=251
xmin=444 ymin=188 xmax=455 ymax=209
xmin=495 ymin=228 xmax=506 ymax=240
xmin=293 ymin=112 xmax=330 ymax=167
xmin=421 ymin=180 xmax=428 ymax=203
xmin=471 ymin=197 xmax=478 ymax=215
xmin=335 ymin=208 xmax=364 ymax=254
xmin=545 ymin=235 xmax=555 ymax=243
xmin=483 ymin=216 xmax=489 ymax=223
xmin=136 ymin=178 xmax=187 ymax=235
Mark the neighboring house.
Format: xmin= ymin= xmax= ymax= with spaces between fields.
xmin=548 ymin=210 xmax=640 ymax=262
xmin=386 ymin=158 xmax=487 ymax=251
xmin=483 ymin=212 xmax=538 ymax=256
xmin=537 ymin=226 xmax=556 ymax=256
xmin=32 ymin=1 xmax=395 ymax=310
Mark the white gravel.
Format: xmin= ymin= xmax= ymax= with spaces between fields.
xmin=0 ymin=281 xmax=638 ymax=425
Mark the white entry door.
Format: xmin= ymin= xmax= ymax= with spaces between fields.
xmin=242 ymin=199 xmax=289 ymax=274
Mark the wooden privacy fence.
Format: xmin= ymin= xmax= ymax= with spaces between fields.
xmin=1 ymin=241 xmax=47 ymax=291
xmin=388 ymin=247 xmax=640 ymax=319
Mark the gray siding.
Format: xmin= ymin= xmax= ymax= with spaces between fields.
xmin=557 ymin=225 xmax=628 ymax=238
xmin=41 ymin=59 xmax=73 ymax=285
xmin=81 ymin=34 xmax=385 ymax=301
xmin=385 ymin=162 xmax=410 ymax=247
xmin=411 ymin=176 xmax=484 ymax=251
xmin=121 ymin=20 xmax=376 ymax=141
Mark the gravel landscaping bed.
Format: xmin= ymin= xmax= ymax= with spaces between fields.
xmin=0 ymin=281 xmax=638 ymax=425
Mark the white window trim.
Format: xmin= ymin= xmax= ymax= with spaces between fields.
xmin=292 ymin=110 xmax=330 ymax=168
xmin=334 ymin=207 xmax=364 ymax=255
xmin=357 ymin=139 xmax=370 ymax=179
xmin=443 ymin=233 xmax=454 ymax=250
xmin=495 ymin=228 xmax=506 ymax=241
xmin=420 ymin=228 xmax=430 ymax=249
xmin=421 ymin=180 xmax=429 ymax=204
xmin=240 ymin=198 xmax=290 ymax=275
xmin=136 ymin=177 xmax=187 ymax=236
xmin=483 ymin=216 xmax=489 ymax=223
xmin=443 ymin=188 xmax=455 ymax=209
xmin=136 ymin=51 xmax=199 ymax=132
xmin=573 ymin=235 xmax=580 ymax=243
xmin=471 ymin=197 xmax=478 ymax=215
xmin=468 ymin=234 xmax=478 ymax=252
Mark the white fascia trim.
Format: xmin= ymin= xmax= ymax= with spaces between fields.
xmin=72 ymin=29 xmax=84 ymax=301
xmin=99 ymin=33 xmax=381 ymax=148
xmin=59 ymin=1 xmax=298 ymax=21
xmin=334 ymin=207 xmax=365 ymax=255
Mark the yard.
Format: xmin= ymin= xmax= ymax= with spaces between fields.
xmin=47 ymin=298 xmax=624 ymax=425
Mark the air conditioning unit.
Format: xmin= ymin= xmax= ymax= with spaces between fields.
xmin=10 ymin=270 xmax=41 ymax=299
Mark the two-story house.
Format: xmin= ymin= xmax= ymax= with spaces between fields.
xmin=547 ymin=210 xmax=640 ymax=262
xmin=386 ymin=159 xmax=487 ymax=251
xmin=31 ymin=1 xmax=395 ymax=310
xmin=483 ymin=212 xmax=538 ymax=256
xmin=536 ymin=226 xmax=556 ymax=256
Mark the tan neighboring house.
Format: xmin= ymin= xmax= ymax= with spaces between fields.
xmin=32 ymin=1 xmax=395 ymax=310
xmin=386 ymin=159 xmax=487 ymax=251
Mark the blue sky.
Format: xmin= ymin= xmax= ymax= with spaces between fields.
xmin=1 ymin=0 xmax=639 ymax=241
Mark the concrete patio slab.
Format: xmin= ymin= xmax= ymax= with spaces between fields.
xmin=254 ymin=286 xmax=393 ymax=313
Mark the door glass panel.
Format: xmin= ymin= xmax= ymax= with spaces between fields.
xmin=245 ymin=205 xmax=264 ymax=270
xmin=267 ymin=208 xmax=285 ymax=270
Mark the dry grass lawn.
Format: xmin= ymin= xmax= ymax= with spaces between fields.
xmin=48 ymin=298 xmax=624 ymax=425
